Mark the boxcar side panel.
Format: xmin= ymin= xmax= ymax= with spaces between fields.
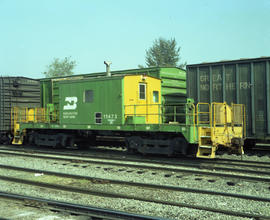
xmin=0 ymin=77 xmax=40 ymax=133
xmin=187 ymin=57 xmax=270 ymax=141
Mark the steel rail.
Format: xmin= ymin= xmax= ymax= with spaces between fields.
xmin=1 ymin=146 xmax=270 ymax=169
xmin=0 ymin=175 xmax=269 ymax=219
xmin=206 ymin=156 xmax=270 ymax=166
xmin=0 ymin=164 xmax=270 ymax=203
xmin=1 ymin=150 xmax=270 ymax=182
xmin=0 ymin=191 xmax=164 ymax=220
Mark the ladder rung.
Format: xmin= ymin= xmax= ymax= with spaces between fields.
xmin=197 ymin=155 xmax=213 ymax=158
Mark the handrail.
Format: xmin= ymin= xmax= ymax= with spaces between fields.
xmin=124 ymin=103 xmax=195 ymax=126
xmin=231 ymin=103 xmax=246 ymax=137
xmin=11 ymin=107 xmax=59 ymax=126
xmin=196 ymin=102 xmax=245 ymax=142
xmin=196 ymin=103 xmax=210 ymax=126
xmin=13 ymin=104 xmax=196 ymax=127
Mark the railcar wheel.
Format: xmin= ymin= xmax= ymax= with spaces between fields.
xmin=126 ymin=136 xmax=141 ymax=153
xmin=78 ymin=143 xmax=89 ymax=149
xmin=54 ymin=136 xmax=63 ymax=148
xmin=1 ymin=133 xmax=11 ymax=144
xmin=33 ymin=134 xmax=41 ymax=147
xmin=28 ymin=133 xmax=35 ymax=145
xmin=172 ymin=137 xmax=188 ymax=155
xmin=66 ymin=137 xmax=75 ymax=148
xmin=127 ymin=148 xmax=135 ymax=154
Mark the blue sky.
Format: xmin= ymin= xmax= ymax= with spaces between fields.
xmin=0 ymin=0 xmax=269 ymax=78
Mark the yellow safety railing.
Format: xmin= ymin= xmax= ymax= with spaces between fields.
xmin=124 ymin=103 xmax=197 ymax=141
xmin=124 ymin=103 xmax=196 ymax=125
xmin=11 ymin=107 xmax=59 ymax=134
xmin=196 ymin=102 xmax=245 ymax=128
xmin=231 ymin=103 xmax=246 ymax=137
xmin=211 ymin=102 xmax=245 ymax=130
xmin=212 ymin=102 xmax=225 ymax=133
xmin=196 ymin=103 xmax=211 ymax=126
xmin=196 ymin=102 xmax=245 ymax=139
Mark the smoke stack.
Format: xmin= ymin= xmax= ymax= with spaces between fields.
xmin=104 ymin=61 xmax=112 ymax=77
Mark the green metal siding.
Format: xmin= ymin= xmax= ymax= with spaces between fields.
xmin=52 ymin=81 xmax=60 ymax=110
xmin=41 ymin=79 xmax=52 ymax=107
xmin=19 ymin=122 xmax=197 ymax=145
xmin=158 ymin=68 xmax=186 ymax=104
xmin=59 ymin=77 xmax=123 ymax=125
xmin=40 ymin=67 xmax=187 ymax=106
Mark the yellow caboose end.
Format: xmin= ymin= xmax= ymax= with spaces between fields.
xmin=196 ymin=102 xmax=245 ymax=158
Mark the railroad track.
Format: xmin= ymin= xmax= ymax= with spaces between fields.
xmin=0 ymin=191 xmax=162 ymax=220
xmin=2 ymin=145 xmax=270 ymax=168
xmin=0 ymin=147 xmax=270 ymax=183
xmin=0 ymin=164 xmax=269 ymax=219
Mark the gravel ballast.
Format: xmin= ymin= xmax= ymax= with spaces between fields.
xmin=0 ymin=149 xmax=269 ymax=219
xmin=0 ymin=180 xmax=252 ymax=220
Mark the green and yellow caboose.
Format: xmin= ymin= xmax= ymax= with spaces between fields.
xmin=12 ymin=71 xmax=245 ymax=158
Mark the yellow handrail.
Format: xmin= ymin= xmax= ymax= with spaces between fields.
xmin=196 ymin=103 xmax=210 ymax=126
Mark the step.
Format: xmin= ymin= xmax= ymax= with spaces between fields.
xmin=199 ymin=145 xmax=212 ymax=149
xmin=200 ymin=136 xmax=211 ymax=138
xmin=197 ymin=155 xmax=214 ymax=159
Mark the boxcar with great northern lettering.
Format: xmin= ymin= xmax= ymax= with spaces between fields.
xmin=187 ymin=57 xmax=270 ymax=147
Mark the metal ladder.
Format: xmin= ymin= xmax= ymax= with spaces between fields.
xmin=196 ymin=103 xmax=216 ymax=158
xmin=196 ymin=126 xmax=216 ymax=158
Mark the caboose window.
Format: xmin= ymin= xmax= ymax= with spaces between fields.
xmin=95 ymin=112 xmax=102 ymax=124
xmin=84 ymin=90 xmax=93 ymax=103
xmin=153 ymin=91 xmax=159 ymax=103
xmin=139 ymin=83 xmax=146 ymax=100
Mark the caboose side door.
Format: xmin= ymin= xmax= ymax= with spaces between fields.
xmin=138 ymin=82 xmax=148 ymax=122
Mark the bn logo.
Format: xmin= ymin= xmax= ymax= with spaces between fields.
xmin=63 ymin=97 xmax=78 ymax=110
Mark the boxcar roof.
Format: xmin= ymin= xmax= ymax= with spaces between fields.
xmin=56 ymin=74 xmax=161 ymax=84
xmin=187 ymin=56 xmax=270 ymax=67
xmin=0 ymin=76 xmax=40 ymax=80
xmin=40 ymin=66 xmax=183 ymax=81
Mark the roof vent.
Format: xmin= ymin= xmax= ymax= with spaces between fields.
xmin=104 ymin=61 xmax=112 ymax=77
